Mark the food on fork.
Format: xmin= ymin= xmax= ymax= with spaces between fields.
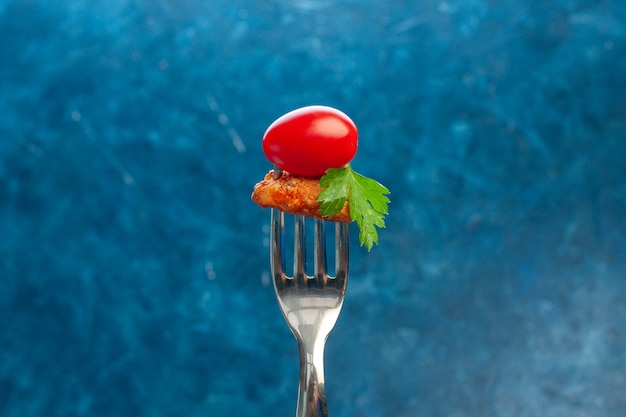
xmin=251 ymin=105 xmax=390 ymax=250
xmin=252 ymin=169 xmax=351 ymax=222
xmin=262 ymin=105 xmax=358 ymax=177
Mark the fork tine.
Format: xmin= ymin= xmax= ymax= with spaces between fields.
xmin=293 ymin=215 xmax=307 ymax=284
xmin=334 ymin=222 xmax=349 ymax=289
xmin=313 ymin=218 xmax=327 ymax=281
xmin=270 ymin=208 xmax=286 ymax=283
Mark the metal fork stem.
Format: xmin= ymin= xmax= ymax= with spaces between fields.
xmin=297 ymin=336 xmax=329 ymax=417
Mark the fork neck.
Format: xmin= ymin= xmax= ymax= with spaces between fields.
xmin=296 ymin=340 xmax=329 ymax=417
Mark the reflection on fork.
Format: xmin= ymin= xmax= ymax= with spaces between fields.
xmin=270 ymin=208 xmax=349 ymax=417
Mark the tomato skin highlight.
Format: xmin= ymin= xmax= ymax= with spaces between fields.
xmin=262 ymin=105 xmax=358 ymax=177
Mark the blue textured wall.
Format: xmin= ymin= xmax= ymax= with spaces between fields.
xmin=1 ymin=1 xmax=625 ymax=416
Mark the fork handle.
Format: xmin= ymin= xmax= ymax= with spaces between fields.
xmin=296 ymin=342 xmax=329 ymax=417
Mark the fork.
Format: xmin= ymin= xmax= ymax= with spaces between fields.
xmin=270 ymin=208 xmax=350 ymax=417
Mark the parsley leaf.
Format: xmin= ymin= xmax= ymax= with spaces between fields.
xmin=318 ymin=165 xmax=390 ymax=250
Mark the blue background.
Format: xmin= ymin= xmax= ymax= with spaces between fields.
xmin=1 ymin=0 xmax=625 ymax=416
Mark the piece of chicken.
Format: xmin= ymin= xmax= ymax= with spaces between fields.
xmin=251 ymin=169 xmax=351 ymax=222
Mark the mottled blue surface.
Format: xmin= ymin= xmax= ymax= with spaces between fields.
xmin=1 ymin=0 xmax=625 ymax=416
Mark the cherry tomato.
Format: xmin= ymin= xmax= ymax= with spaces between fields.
xmin=262 ymin=105 xmax=358 ymax=177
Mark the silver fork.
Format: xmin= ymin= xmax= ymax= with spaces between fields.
xmin=270 ymin=208 xmax=349 ymax=417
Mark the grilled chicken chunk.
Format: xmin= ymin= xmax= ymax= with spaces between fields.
xmin=251 ymin=170 xmax=351 ymax=222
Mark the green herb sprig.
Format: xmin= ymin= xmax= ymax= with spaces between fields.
xmin=318 ymin=165 xmax=390 ymax=250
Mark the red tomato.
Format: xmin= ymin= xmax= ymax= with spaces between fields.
xmin=262 ymin=105 xmax=358 ymax=177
